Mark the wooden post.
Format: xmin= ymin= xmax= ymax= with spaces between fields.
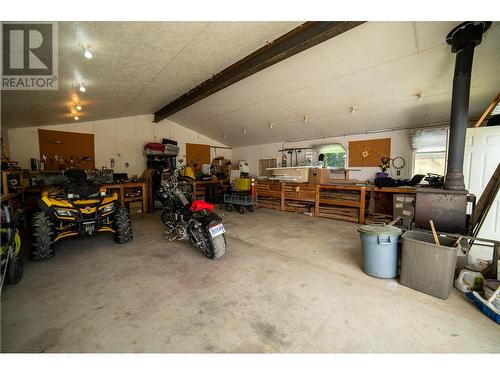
xmin=314 ymin=184 xmax=320 ymax=217
xmin=359 ymin=187 xmax=366 ymax=224
xmin=280 ymin=183 xmax=285 ymax=211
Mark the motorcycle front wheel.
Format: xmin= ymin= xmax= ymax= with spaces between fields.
xmin=190 ymin=226 xmax=226 ymax=260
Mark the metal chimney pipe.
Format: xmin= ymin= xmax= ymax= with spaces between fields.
xmin=444 ymin=21 xmax=491 ymax=190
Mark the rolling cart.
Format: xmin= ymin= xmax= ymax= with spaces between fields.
xmin=224 ymin=178 xmax=256 ymax=214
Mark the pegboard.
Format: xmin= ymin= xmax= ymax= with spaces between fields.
xmin=348 ymin=138 xmax=391 ymax=167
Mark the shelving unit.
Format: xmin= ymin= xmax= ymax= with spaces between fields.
xmin=316 ymin=185 xmax=366 ymax=223
xmin=102 ymin=182 xmax=148 ymax=214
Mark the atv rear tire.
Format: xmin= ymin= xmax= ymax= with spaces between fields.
xmin=114 ymin=208 xmax=133 ymax=243
xmin=31 ymin=211 xmax=55 ymax=260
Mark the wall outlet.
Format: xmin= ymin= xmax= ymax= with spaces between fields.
xmin=397 ymin=170 xmax=401 ymax=176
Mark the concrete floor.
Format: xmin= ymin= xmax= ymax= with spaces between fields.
xmin=1 ymin=208 xmax=499 ymax=353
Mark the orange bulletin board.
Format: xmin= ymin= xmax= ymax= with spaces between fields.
xmin=186 ymin=143 xmax=210 ymax=173
xmin=348 ymin=138 xmax=391 ymax=167
xmin=39 ymin=129 xmax=95 ymax=170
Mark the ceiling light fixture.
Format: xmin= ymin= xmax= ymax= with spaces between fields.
xmin=79 ymin=84 xmax=86 ymax=92
xmin=350 ymin=106 xmax=356 ymax=113
xmin=83 ymin=48 xmax=93 ymax=59
xmin=303 ymin=115 xmax=309 ymax=123
xmin=242 ymin=129 xmax=247 ymax=135
xmin=269 ymin=122 xmax=274 ymax=129
xmin=74 ymin=116 xmax=79 ymax=120
xmin=76 ymin=104 xmax=82 ymax=111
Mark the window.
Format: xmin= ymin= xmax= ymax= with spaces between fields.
xmin=317 ymin=143 xmax=347 ymax=169
xmin=259 ymin=158 xmax=277 ymax=177
xmin=410 ymin=128 xmax=448 ymax=176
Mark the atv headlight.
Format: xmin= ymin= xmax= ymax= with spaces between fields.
xmin=100 ymin=203 xmax=115 ymax=213
xmin=55 ymin=208 xmax=73 ymax=217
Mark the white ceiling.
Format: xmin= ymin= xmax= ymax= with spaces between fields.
xmin=3 ymin=22 xmax=499 ymax=149
xmin=1 ymin=21 xmax=302 ymax=128
xmin=169 ymin=21 xmax=500 ymax=147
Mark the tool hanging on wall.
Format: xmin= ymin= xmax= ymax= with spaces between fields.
xmin=278 ymin=147 xmax=315 ymax=167
xmin=361 ymin=146 xmax=405 ymax=170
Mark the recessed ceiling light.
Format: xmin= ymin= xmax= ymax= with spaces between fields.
xmin=83 ymin=48 xmax=93 ymax=59
xmin=79 ymin=84 xmax=86 ymax=92
xmin=76 ymin=104 xmax=82 ymax=111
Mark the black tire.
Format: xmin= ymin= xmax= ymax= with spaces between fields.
xmin=189 ymin=227 xmax=226 ymax=260
xmin=114 ymin=208 xmax=133 ymax=243
xmin=210 ymin=233 xmax=226 ymax=259
xmin=226 ymin=203 xmax=233 ymax=212
xmin=31 ymin=211 xmax=55 ymax=260
xmin=7 ymin=256 xmax=23 ymax=284
xmin=238 ymin=205 xmax=245 ymax=214
xmin=247 ymin=205 xmax=254 ymax=212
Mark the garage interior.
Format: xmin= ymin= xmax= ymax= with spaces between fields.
xmin=1 ymin=20 xmax=500 ymax=354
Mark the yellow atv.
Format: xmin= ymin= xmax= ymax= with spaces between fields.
xmin=31 ymin=169 xmax=133 ymax=260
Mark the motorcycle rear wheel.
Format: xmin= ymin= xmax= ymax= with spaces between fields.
xmin=190 ymin=226 xmax=226 ymax=260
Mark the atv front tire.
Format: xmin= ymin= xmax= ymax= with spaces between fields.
xmin=31 ymin=211 xmax=55 ymax=260
xmin=114 ymin=208 xmax=133 ymax=243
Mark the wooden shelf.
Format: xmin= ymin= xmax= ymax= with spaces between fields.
xmin=102 ymin=181 xmax=148 ymax=214
xmin=318 ymin=198 xmax=360 ymax=208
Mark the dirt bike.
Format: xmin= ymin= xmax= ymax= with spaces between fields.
xmin=157 ymin=168 xmax=226 ymax=259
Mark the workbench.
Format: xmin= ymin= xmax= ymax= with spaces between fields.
xmin=256 ymin=180 xmax=416 ymax=224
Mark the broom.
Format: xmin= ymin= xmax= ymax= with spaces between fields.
xmin=466 ymin=286 xmax=500 ymax=324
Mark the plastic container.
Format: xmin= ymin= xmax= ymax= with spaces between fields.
xmin=358 ymin=224 xmax=402 ymax=279
xmin=235 ymin=178 xmax=251 ymax=191
xmin=400 ymin=231 xmax=459 ymax=299
xmin=454 ymin=268 xmax=484 ymax=293
xmin=484 ymin=279 xmax=500 ymax=309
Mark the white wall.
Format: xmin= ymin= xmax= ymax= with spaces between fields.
xmin=231 ymin=129 xmax=412 ymax=182
xmin=7 ymin=114 xmax=231 ymax=177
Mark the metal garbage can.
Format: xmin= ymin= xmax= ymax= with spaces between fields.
xmin=358 ymin=224 xmax=403 ymax=278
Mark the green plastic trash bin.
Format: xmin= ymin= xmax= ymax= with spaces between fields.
xmin=358 ymin=224 xmax=402 ymax=278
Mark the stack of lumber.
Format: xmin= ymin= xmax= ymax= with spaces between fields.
xmin=257 ymin=197 xmax=281 ymax=209
xmin=318 ymin=205 xmax=358 ymax=222
xmin=320 ymin=190 xmax=359 ymax=201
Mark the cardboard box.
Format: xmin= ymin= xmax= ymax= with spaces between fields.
xmin=309 ymin=168 xmax=331 ymax=184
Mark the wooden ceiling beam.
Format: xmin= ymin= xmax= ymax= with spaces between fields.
xmin=474 ymin=92 xmax=500 ymax=128
xmin=153 ymin=21 xmax=365 ymax=123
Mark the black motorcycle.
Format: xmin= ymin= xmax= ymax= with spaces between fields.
xmin=157 ymin=168 xmax=226 ymax=259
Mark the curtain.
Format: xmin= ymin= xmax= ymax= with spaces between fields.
xmin=410 ymin=128 xmax=448 ymax=152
